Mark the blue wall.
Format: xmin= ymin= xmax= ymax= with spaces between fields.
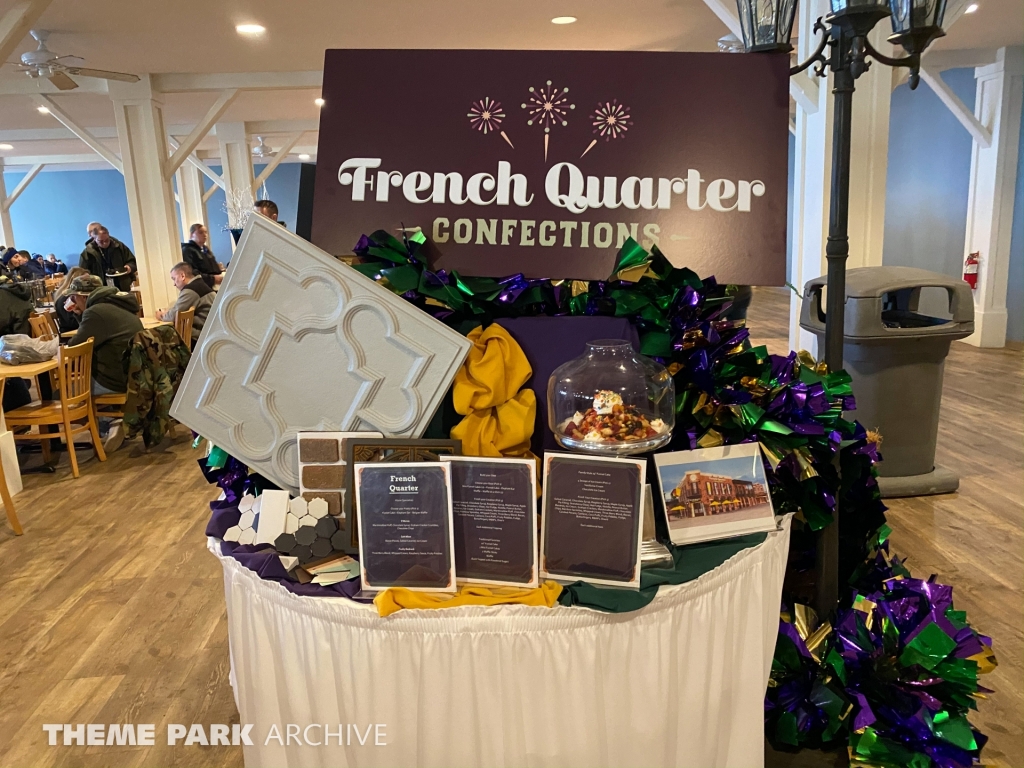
xmin=3 ymin=162 xmax=302 ymax=270
xmin=2 ymin=167 xmax=134 ymax=261
xmin=883 ymin=68 xmax=977 ymax=281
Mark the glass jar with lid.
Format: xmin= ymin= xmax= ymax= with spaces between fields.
xmin=547 ymin=339 xmax=675 ymax=456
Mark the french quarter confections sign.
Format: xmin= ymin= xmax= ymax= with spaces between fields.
xmin=311 ymin=49 xmax=790 ymax=284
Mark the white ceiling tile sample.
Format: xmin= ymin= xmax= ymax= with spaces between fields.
xmin=170 ymin=216 xmax=472 ymax=493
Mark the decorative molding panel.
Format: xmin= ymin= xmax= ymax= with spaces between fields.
xmin=171 ymin=216 xmax=471 ymax=493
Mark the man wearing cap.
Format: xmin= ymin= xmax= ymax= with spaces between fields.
xmin=65 ymin=275 xmax=143 ymax=451
xmin=80 ymin=223 xmax=137 ymax=291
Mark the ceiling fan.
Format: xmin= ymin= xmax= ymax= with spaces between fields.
xmin=251 ymin=136 xmax=276 ymax=159
xmin=12 ymin=29 xmax=139 ymax=90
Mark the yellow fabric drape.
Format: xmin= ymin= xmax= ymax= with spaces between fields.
xmin=450 ymin=323 xmax=537 ymax=459
xmin=374 ymin=581 xmax=563 ymax=617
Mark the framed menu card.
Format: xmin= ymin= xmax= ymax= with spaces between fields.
xmin=442 ymin=456 xmax=538 ymax=588
xmin=354 ymin=462 xmax=456 ymax=592
xmin=540 ymin=453 xmax=646 ymax=589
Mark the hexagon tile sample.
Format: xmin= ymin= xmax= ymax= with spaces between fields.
xmin=168 ymin=216 xmax=472 ymax=493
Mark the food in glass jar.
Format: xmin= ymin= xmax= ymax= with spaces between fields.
xmin=559 ymin=390 xmax=670 ymax=443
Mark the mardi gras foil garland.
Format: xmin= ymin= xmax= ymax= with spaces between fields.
xmin=200 ymin=232 xmax=993 ymax=767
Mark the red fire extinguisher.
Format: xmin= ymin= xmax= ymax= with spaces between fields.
xmin=963 ymin=251 xmax=979 ymax=290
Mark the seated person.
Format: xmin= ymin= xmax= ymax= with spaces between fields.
xmin=52 ymin=267 xmax=90 ymax=334
xmin=181 ymin=224 xmax=222 ymax=288
xmin=0 ymin=276 xmax=35 ymax=412
xmin=45 ymin=254 xmax=68 ymax=275
xmin=8 ymin=250 xmax=47 ymax=280
xmin=65 ymin=275 xmax=143 ymax=452
xmin=65 ymin=275 xmax=143 ymax=396
xmin=156 ymin=262 xmax=214 ymax=346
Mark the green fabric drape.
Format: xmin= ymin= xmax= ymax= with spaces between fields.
xmin=557 ymin=532 xmax=769 ymax=613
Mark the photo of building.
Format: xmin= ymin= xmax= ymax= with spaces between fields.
xmin=655 ymin=448 xmax=777 ymax=538
xmin=667 ymin=470 xmax=770 ymax=519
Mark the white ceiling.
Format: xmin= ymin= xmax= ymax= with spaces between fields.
xmin=0 ymin=0 xmax=1019 ymax=167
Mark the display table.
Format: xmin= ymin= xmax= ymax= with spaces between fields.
xmin=210 ymin=515 xmax=791 ymax=768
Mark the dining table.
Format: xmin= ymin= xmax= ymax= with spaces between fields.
xmin=0 ymin=356 xmax=61 ymax=480
xmin=60 ymin=317 xmax=169 ymax=339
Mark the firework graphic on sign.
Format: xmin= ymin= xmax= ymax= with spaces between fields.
xmin=521 ymin=80 xmax=575 ymax=161
xmin=581 ymin=100 xmax=633 ymax=158
xmin=468 ymin=96 xmax=515 ymax=148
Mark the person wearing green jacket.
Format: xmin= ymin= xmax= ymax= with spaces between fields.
xmin=65 ymin=274 xmax=143 ymax=394
xmin=64 ymin=275 xmax=143 ymax=452
xmin=79 ymin=223 xmax=138 ymax=291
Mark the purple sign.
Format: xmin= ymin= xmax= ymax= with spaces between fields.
xmin=312 ymin=49 xmax=790 ymax=284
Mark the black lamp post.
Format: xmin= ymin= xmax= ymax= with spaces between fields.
xmin=737 ymin=0 xmax=946 ymax=373
xmin=736 ymin=0 xmax=946 ymax=614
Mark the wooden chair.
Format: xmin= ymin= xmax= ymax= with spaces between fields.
xmin=6 ymin=339 xmax=107 ymax=478
xmin=28 ymin=313 xmax=54 ymax=340
xmin=0 ymin=378 xmax=23 ymax=535
xmin=27 ymin=312 xmax=60 ymax=398
xmin=174 ymin=306 xmax=195 ymax=349
xmin=41 ymin=312 xmax=59 ymax=339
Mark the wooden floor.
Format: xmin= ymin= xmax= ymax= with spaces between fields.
xmin=0 ymin=286 xmax=1019 ymax=768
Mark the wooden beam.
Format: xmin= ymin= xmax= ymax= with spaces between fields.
xmin=168 ymin=136 xmax=226 ymax=191
xmin=1 ymin=163 xmax=43 ymax=211
xmin=702 ymin=0 xmax=742 ymax=37
xmin=919 ymin=67 xmax=993 ymax=147
xmin=245 ymin=119 xmax=320 ymax=135
xmin=153 ymin=71 xmax=322 ymax=93
xmin=0 ymin=153 xmax=103 ymax=166
xmin=0 ymin=0 xmax=52 ymax=70
xmin=164 ymin=89 xmax=239 ymax=179
xmin=251 ymin=132 xmax=304 ymax=194
xmin=34 ymin=94 xmax=123 ymax=173
xmin=202 ymin=183 xmax=218 ymax=204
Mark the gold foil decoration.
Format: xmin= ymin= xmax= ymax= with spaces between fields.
xmin=759 ymin=441 xmax=784 ymax=470
xmin=968 ymin=644 xmax=998 ymax=675
xmin=805 ymin=621 xmax=833 ymax=662
xmin=697 ymin=429 xmax=724 ymax=448
xmin=853 ymin=594 xmax=877 ymax=632
xmin=793 ymin=604 xmax=819 ymax=640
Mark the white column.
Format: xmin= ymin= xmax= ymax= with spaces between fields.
xmin=788 ymin=22 xmax=893 ymax=354
xmin=846 ymin=27 xmax=891 ymax=270
xmin=215 ymin=121 xmax=254 ymax=252
xmin=788 ymin=0 xmax=831 ymax=354
xmin=215 ymin=121 xmax=253 ymax=197
xmin=962 ymin=47 xmax=1023 ymax=348
xmin=0 ymin=161 xmax=14 ymax=248
xmin=109 ymin=75 xmax=180 ymax=313
xmin=175 ymin=161 xmax=207 ymax=241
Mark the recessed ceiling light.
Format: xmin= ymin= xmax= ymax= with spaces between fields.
xmin=551 ymin=16 xmax=577 ymax=24
xmin=314 ymin=97 xmax=325 ymax=107
xmin=298 ymin=153 xmax=311 ymax=161
xmin=964 ymin=3 xmax=978 ymax=11
xmin=236 ymin=23 xmax=265 ymax=36
xmin=0 ymin=143 xmax=13 ymax=150
xmin=37 ymin=105 xmax=50 ymax=114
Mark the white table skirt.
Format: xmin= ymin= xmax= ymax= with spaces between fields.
xmin=211 ymin=515 xmax=791 ymax=768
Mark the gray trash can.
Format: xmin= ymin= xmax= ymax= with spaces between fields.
xmin=799 ymin=267 xmax=973 ymax=498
